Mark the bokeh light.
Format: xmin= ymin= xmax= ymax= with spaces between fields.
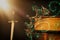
xmin=0 ymin=0 xmax=10 ymax=12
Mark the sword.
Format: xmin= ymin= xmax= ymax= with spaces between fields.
xmin=8 ymin=11 xmax=18 ymax=40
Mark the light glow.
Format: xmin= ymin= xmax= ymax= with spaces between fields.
xmin=0 ymin=0 xmax=10 ymax=11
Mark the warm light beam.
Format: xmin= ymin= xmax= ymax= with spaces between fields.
xmin=0 ymin=0 xmax=10 ymax=11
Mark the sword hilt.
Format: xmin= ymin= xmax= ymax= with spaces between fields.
xmin=8 ymin=20 xmax=18 ymax=23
